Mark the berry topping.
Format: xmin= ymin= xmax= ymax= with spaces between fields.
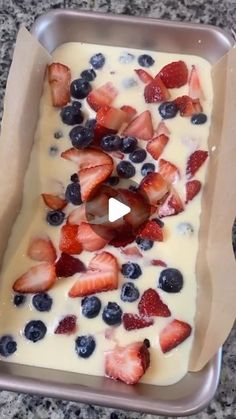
xmin=151 ymin=259 xmax=167 ymax=267
xmin=97 ymin=106 xmax=127 ymax=130
xmin=48 ymin=62 xmax=71 ymax=107
xmin=75 ymin=335 xmax=96 ymax=358
xmin=107 ymin=176 xmax=120 ymax=186
xmin=70 ymin=173 xmax=79 ymax=183
xmin=135 ymin=237 xmax=154 ymax=251
xmin=158 ymin=101 xmax=178 ymax=119
xmin=32 ymin=293 xmax=53 ymax=312
xmin=85 ymin=118 xmax=97 ymax=130
xmin=102 ymin=302 xmax=123 ymax=326
xmin=60 ymin=105 xmax=84 ymax=126
xmin=158 ymin=60 xmax=188 ymax=88
xmin=144 ymin=76 xmax=170 ymax=103
xmin=139 ymin=172 xmax=169 ymax=205
xmin=79 ymin=164 xmax=113 ymax=202
xmin=101 ymin=134 xmax=122 ymax=152
xmin=120 ymin=246 xmax=142 ymax=258
xmin=158 ymin=187 xmax=184 ymax=217
xmin=0 ymin=335 xmax=17 ymax=357
xmin=186 ymin=180 xmax=202 ymax=203
xmin=90 ymin=53 xmax=105 ymax=69
xmin=146 ymin=134 xmax=169 ymax=160
xmin=191 ymin=113 xmax=207 ymax=125
xmin=80 ymin=68 xmax=96 ymax=81
xmin=77 ymin=222 xmax=114 ymax=252
xmin=159 ymin=319 xmax=192 ymax=353
xmin=158 ymin=159 xmax=180 ymax=184
xmin=24 ymin=320 xmax=47 ymax=342
xmin=69 ymin=126 xmax=94 ymax=149
xmin=158 ymin=268 xmax=183 ymax=293
xmin=13 ymin=294 xmax=26 ymax=307
xmin=141 ymin=162 xmax=155 ymax=176
xmin=135 ymin=68 xmax=153 ymax=84
xmin=120 ymin=105 xmax=137 ymax=121
xmin=137 ymin=220 xmax=163 ymax=242
xmin=186 ymin=150 xmax=208 ymax=179
xmin=61 ymin=147 xmax=113 ymax=170
xmin=121 ymin=262 xmax=142 ymax=279
xmin=174 ymin=95 xmax=202 ymax=117
xmin=46 ymin=210 xmax=65 ymax=226
xmin=129 ymin=148 xmax=147 ymax=163
xmin=110 ymin=223 xmax=135 ymax=248
xmin=138 ymin=288 xmax=171 ymax=317
xmin=120 ymin=282 xmax=140 ymax=302
xmin=155 ymin=121 xmax=170 ymax=137
xmin=13 ymin=263 xmax=56 ymax=294
xmin=87 ymin=82 xmax=118 ymax=111
xmin=117 ymin=161 xmax=135 ymax=178
xmin=123 ymin=110 xmax=153 ymax=141
xmin=55 ymin=253 xmax=85 ymax=277
xmin=27 ymin=236 xmax=57 ymax=264
xmin=138 ymin=54 xmax=155 ymax=67
xmin=119 ymin=52 xmax=135 ymax=63
xmin=55 ymin=315 xmax=77 ymax=335
xmin=120 ymin=136 xmax=137 ymax=154
xmin=70 ymin=78 xmax=92 ymax=99
xmin=123 ymin=314 xmax=154 ymax=331
xmin=59 ymin=224 xmax=82 ymax=255
xmin=81 ymin=296 xmax=101 ymax=318
xmin=41 ymin=193 xmax=67 ymax=210
xmin=65 ymin=182 xmax=82 ymax=205
xmin=176 ymin=222 xmax=194 ymax=236
xmin=188 ymin=65 xmax=204 ymax=100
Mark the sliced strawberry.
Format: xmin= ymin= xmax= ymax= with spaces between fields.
xmin=13 ymin=263 xmax=56 ymax=294
xmin=135 ymin=69 xmax=154 ymax=84
xmin=96 ymin=106 xmax=127 ymax=130
xmin=48 ymin=63 xmax=71 ymax=107
xmin=158 ymin=187 xmax=184 ymax=217
xmin=86 ymin=193 xmax=109 ymax=218
xmin=155 ymin=121 xmax=170 ymax=137
xmin=189 ymin=65 xmax=205 ymax=100
xmin=87 ymin=82 xmax=118 ymax=111
xmin=110 ymin=223 xmax=135 ymax=247
xmin=55 ymin=253 xmax=85 ymax=277
xmin=186 ymin=150 xmax=208 ymax=179
xmin=93 ymin=123 xmax=117 ymax=146
xmin=144 ymin=76 xmax=170 ymax=103
xmin=121 ymin=246 xmax=143 ymax=258
xmin=174 ymin=95 xmax=202 ymax=117
xmin=79 ymin=164 xmax=113 ymax=202
xmin=69 ymin=251 xmax=118 ymax=297
xmin=138 ymin=288 xmax=171 ymax=317
xmin=27 ymin=236 xmax=57 ymax=264
xmin=59 ymin=224 xmax=82 ymax=255
xmin=105 ymin=341 xmax=150 ymax=385
xmin=158 ymin=159 xmax=180 ymax=184
xmin=123 ymin=314 xmax=154 ymax=331
xmin=41 ymin=193 xmax=67 ymax=210
xmin=146 ymin=134 xmax=169 ymax=160
xmin=54 ymin=315 xmax=77 ymax=335
xmin=118 ymin=189 xmax=150 ymax=229
xmin=186 ymin=180 xmax=202 ymax=203
xmin=151 ymin=259 xmax=167 ymax=267
xmin=122 ymin=110 xmax=154 ymax=141
xmin=139 ymin=172 xmax=169 ymax=205
xmin=120 ymin=105 xmax=137 ymax=121
xmin=158 ymin=60 xmax=188 ymax=88
xmin=137 ymin=220 xmax=163 ymax=242
xmin=110 ymin=150 xmax=124 ymax=160
xmin=77 ymin=222 xmax=114 ymax=251
xmin=67 ymin=205 xmax=87 ymax=225
xmin=159 ymin=319 xmax=192 ymax=353
xmin=61 ymin=147 xmax=113 ymax=170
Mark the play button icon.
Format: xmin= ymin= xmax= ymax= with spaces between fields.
xmin=108 ymin=198 xmax=131 ymax=222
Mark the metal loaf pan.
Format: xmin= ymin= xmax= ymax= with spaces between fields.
xmin=0 ymin=10 xmax=234 ymax=416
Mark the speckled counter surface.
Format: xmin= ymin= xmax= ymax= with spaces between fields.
xmin=0 ymin=0 xmax=235 ymax=418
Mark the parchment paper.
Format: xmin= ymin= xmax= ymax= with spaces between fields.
xmin=0 ymin=26 xmax=235 ymax=372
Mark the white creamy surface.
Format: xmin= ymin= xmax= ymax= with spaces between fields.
xmin=0 ymin=42 xmax=213 ymax=385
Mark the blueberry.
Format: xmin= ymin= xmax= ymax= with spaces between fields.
xmin=32 ymin=293 xmax=53 ymax=312
xmin=69 ymin=125 xmax=94 ymax=149
xmin=102 ymin=302 xmax=123 ymax=326
xmin=54 ymin=131 xmax=63 ymax=139
xmin=129 ymin=148 xmax=147 ymax=163
xmin=85 ymin=118 xmax=96 ymax=130
xmin=138 ymin=54 xmax=155 ymax=67
xmin=70 ymin=173 xmax=79 ymax=183
xmin=117 ymin=161 xmax=135 ymax=178
xmin=70 ymin=78 xmax=92 ymax=99
xmin=49 ymin=145 xmax=59 ymax=156
xmin=46 ymin=210 xmax=65 ymax=226
xmin=80 ymin=68 xmax=96 ymax=82
xmin=121 ymin=262 xmax=142 ymax=279
xmin=119 ymin=52 xmax=135 ymax=64
xmin=65 ymin=183 xmax=82 ymax=205
xmin=24 ymin=320 xmax=47 ymax=342
xmin=152 ymin=217 xmax=164 ymax=228
xmin=101 ymin=135 xmax=122 ymax=152
xmin=158 ymin=101 xmax=178 ymax=119
xmin=90 ymin=53 xmax=105 ymax=69
xmin=141 ymin=162 xmax=155 ymax=176
xmin=13 ymin=294 xmax=26 ymax=306
xmin=120 ymin=282 xmax=140 ymax=302
xmin=136 ymin=237 xmax=154 ymax=251
xmin=81 ymin=296 xmax=101 ymax=319
xmin=107 ymin=176 xmax=120 ymax=186
xmin=191 ymin=113 xmax=207 ymax=125
xmin=122 ymin=78 xmax=137 ymax=88
xmin=158 ymin=268 xmax=183 ymax=293
xmin=176 ymin=222 xmax=194 ymax=236
xmin=0 ymin=335 xmax=17 ymax=357
xmin=60 ymin=105 xmax=84 ymax=126
xmin=75 ymin=335 xmax=96 ymax=358
xmin=120 ymin=136 xmax=137 ymax=154
xmin=72 ymin=101 xmax=82 ymax=111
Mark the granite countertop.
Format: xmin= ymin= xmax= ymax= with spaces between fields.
xmin=0 ymin=0 xmax=235 ymax=418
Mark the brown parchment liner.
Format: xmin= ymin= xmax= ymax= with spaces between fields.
xmin=0 ymin=27 xmax=235 ymax=372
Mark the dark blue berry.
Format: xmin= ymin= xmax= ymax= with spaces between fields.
xmin=102 ymin=302 xmax=122 ymax=326
xmin=101 ymin=135 xmax=122 ymax=152
xmin=120 ymin=282 xmax=140 ymax=302
xmin=129 ymin=148 xmax=147 ymax=163
xmin=46 ymin=210 xmax=65 ymax=226
xmin=69 ymin=125 xmax=94 ymax=149
xmin=75 ymin=335 xmax=96 ymax=358
xmin=136 ymin=237 xmax=154 ymax=251
xmin=54 ymin=131 xmax=63 ymax=139
xmin=191 ymin=113 xmax=207 ymax=125
xmin=49 ymin=145 xmax=59 ymax=156
xmin=32 ymin=293 xmax=53 ymax=312
xmin=158 ymin=101 xmax=178 ymax=119
xmin=138 ymin=54 xmax=155 ymax=67
xmin=72 ymin=101 xmax=82 ymax=111
xmin=107 ymin=176 xmax=120 ymax=186
xmin=80 ymin=68 xmax=96 ymax=82
xmin=90 ymin=53 xmax=105 ymax=69
xmin=120 ymin=136 xmax=137 ymax=153
xmin=65 ymin=183 xmax=82 ymax=205
xmin=60 ymin=105 xmax=84 ymax=126
xmin=81 ymin=296 xmax=101 ymax=319
xmin=24 ymin=320 xmax=47 ymax=342
xmin=141 ymin=162 xmax=155 ymax=176
xmin=85 ymin=118 xmax=96 ymax=130
xmin=117 ymin=161 xmax=135 ymax=178
xmin=13 ymin=294 xmax=26 ymax=306
xmin=70 ymin=78 xmax=92 ymax=99
xmin=158 ymin=268 xmax=183 ymax=293
xmin=70 ymin=173 xmax=79 ymax=183
xmin=121 ymin=262 xmax=142 ymax=279
xmin=0 ymin=335 xmax=17 ymax=357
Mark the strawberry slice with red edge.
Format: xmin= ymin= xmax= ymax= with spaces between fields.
xmin=41 ymin=193 xmax=67 ymax=210
xmin=138 ymin=288 xmax=171 ymax=317
xmin=139 ymin=172 xmax=169 ymax=206
xmin=144 ymin=76 xmax=170 ymax=103
xmin=123 ymin=314 xmax=154 ymax=331
xmin=93 ymin=123 xmax=117 ymax=146
xmin=67 ymin=205 xmax=87 ymax=225
xmin=79 ymin=164 xmax=113 ymax=202
xmin=137 ymin=220 xmax=164 ymax=242
xmin=159 ymin=319 xmax=192 ymax=353
xmin=186 ymin=150 xmax=208 ymax=179
xmin=122 ymin=110 xmax=154 ymax=141
xmin=174 ymin=95 xmax=202 ymax=117
xmin=120 ymin=105 xmax=137 ymax=121
xmin=120 ymin=246 xmax=143 ymax=258
xmin=158 ymin=159 xmax=180 ymax=184
xmin=54 ymin=315 xmax=77 ymax=335
xmin=151 ymin=259 xmax=167 ymax=267
xmin=158 ymin=60 xmax=188 ymax=88
xmin=135 ymin=69 xmax=154 ymax=84
xmin=48 ymin=63 xmax=71 ymax=107
xmin=188 ymin=65 xmax=205 ymax=100
xmin=146 ymin=134 xmax=169 ymax=160
xmin=77 ymin=222 xmax=114 ymax=251
xmin=155 ymin=121 xmax=170 ymax=137
xmin=59 ymin=224 xmax=82 ymax=255
xmin=61 ymin=147 xmax=113 ymax=170
xmin=13 ymin=263 xmax=56 ymax=294
xmin=96 ymin=106 xmax=127 ymax=130
xmin=55 ymin=253 xmax=86 ymax=277
xmin=186 ymin=180 xmax=202 ymax=203
xmin=110 ymin=222 xmax=135 ymax=248
xmin=118 ymin=188 xmax=150 ymax=229
xmin=158 ymin=187 xmax=184 ymax=217
xmin=105 ymin=341 xmax=150 ymax=385
xmin=69 ymin=251 xmax=118 ymax=297
xmin=27 ymin=236 xmax=57 ymax=264
xmin=87 ymin=82 xmax=118 ymax=111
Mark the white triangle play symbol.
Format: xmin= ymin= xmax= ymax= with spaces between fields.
xmin=108 ymin=197 xmax=131 ymax=222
